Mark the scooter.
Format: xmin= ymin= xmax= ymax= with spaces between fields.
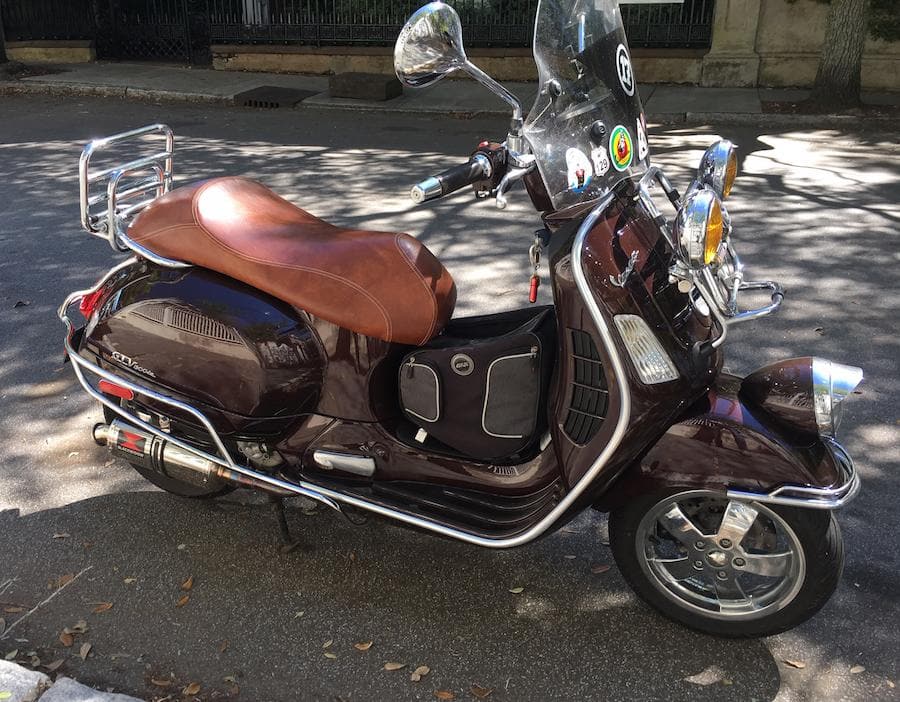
xmin=60 ymin=0 xmax=863 ymax=637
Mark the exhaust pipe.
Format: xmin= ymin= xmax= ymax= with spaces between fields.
xmin=93 ymin=420 xmax=292 ymax=496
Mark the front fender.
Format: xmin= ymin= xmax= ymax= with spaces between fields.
xmin=595 ymin=373 xmax=845 ymax=511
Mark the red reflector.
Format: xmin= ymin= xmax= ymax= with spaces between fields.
xmin=79 ymin=290 xmax=104 ymax=319
xmin=98 ymin=379 xmax=134 ymax=401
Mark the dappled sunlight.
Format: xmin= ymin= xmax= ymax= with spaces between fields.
xmin=0 ymin=96 xmax=897 ymax=700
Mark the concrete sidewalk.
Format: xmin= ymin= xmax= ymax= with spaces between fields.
xmin=2 ymin=61 xmax=898 ymax=124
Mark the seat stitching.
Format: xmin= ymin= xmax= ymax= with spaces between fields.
xmin=188 ymin=187 xmax=393 ymax=339
xmin=393 ymin=234 xmax=439 ymax=344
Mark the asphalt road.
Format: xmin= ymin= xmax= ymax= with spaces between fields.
xmin=0 ymin=95 xmax=898 ymax=702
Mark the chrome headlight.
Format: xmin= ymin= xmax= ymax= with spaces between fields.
xmin=813 ymin=358 xmax=864 ymax=436
xmin=698 ymin=140 xmax=737 ymax=199
xmin=673 ymin=189 xmax=723 ymax=267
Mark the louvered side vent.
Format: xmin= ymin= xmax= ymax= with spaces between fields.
xmin=132 ymin=304 xmax=242 ymax=344
xmin=563 ymin=329 xmax=609 ymax=445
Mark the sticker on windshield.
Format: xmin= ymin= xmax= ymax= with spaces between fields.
xmin=636 ymin=114 xmax=649 ymax=162
xmin=609 ymin=126 xmax=633 ymax=172
xmin=616 ymin=44 xmax=635 ymax=97
xmin=565 ymin=148 xmax=593 ymax=192
xmin=591 ymin=147 xmax=610 ymax=177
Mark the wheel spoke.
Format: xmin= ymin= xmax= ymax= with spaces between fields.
xmin=739 ymin=551 xmax=791 ymax=578
xmin=716 ymin=501 xmax=759 ymax=547
xmin=649 ymin=556 xmax=695 ymax=581
xmin=714 ymin=575 xmax=754 ymax=613
xmin=657 ymin=504 xmax=706 ymax=546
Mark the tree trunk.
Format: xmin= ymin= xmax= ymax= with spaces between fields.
xmin=808 ymin=0 xmax=870 ymax=109
xmin=0 ymin=0 xmax=8 ymax=64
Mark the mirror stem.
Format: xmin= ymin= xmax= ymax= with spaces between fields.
xmin=462 ymin=60 xmax=524 ymax=147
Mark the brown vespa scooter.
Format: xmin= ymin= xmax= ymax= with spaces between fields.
xmin=60 ymin=0 xmax=862 ymax=637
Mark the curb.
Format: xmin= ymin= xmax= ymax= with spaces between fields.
xmin=0 ymin=660 xmax=141 ymax=702
xmin=3 ymin=80 xmax=898 ymax=128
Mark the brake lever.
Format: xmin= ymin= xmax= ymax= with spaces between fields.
xmin=494 ymin=153 xmax=536 ymax=210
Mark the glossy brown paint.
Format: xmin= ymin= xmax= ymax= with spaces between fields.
xmin=83 ymin=264 xmax=326 ymax=437
xmin=546 ymin=194 xmax=719 ymax=499
xmin=740 ymin=357 xmax=820 ymax=436
xmin=594 ymin=373 xmax=842 ymax=511
xmin=308 ymin=316 xmax=409 ymax=422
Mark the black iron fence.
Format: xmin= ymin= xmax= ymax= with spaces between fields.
xmin=1 ymin=0 xmax=715 ymax=62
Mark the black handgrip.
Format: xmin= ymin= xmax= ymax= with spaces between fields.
xmin=410 ymin=157 xmax=486 ymax=204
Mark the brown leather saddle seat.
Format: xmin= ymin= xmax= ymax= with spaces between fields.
xmin=128 ymin=177 xmax=456 ymax=345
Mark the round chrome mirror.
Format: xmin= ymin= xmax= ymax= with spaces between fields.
xmin=394 ymin=2 xmax=467 ymax=88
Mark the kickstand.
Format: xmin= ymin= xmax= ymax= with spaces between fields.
xmin=268 ymin=494 xmax=301 ymax=553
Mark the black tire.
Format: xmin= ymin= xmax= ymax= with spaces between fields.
xmin=103 ymin=406 xmax=235 ymax=499
xmin=609 ymin=488 xmax=844 ymax=638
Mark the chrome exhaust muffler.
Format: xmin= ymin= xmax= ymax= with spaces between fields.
xmin=93 ymin=420 xmax=292 ymax=496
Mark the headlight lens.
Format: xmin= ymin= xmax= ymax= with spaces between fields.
xmin=812 ymin=358 xmax=864 ymax=436
xmin=698 ymin=140 xmax=738 ymax=199
xmin=674 ymin=189 xmax=723 ymax=267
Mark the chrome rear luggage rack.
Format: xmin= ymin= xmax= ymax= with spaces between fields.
xmin=78 ymin=123 xmax=189 ymax=268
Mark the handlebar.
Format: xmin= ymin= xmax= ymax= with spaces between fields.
xmin=410 ymin=154 xmax=491 ymax=204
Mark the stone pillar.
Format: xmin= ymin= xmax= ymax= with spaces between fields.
xmin=701 ymin=0 xmax=763 ymax=87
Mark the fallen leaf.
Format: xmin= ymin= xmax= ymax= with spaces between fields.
xmin=13 ymin=300 xmax=30 ymax=308
xmin=850 ymin=665 xmax=866 ymax=674
xmin=384 ymin=662 xmax=406 ymax=671
xmin=435 ymin=691 xmax=455 ymax=700
xmin=218 ymin=640 xmax=228 ymax=654
xmin=324 ymin=652 xmax=337 ymax=659
xmin=79 ymin=643 xmax=91 ymax=661
xmin=183 ymin=682 xmax=201 ymax=695
xmin=150 ymin=679 xmax=172 ymax=688
xmin=887 ymin=680 xmax=895 ymax=689
xmin=2 ymin=607 xmax=23 ymax=614
xmin=814 ymin=327 xmax=825 ymax=336
xmin=181 ymin=575 xmax=194 ymax=591
xmin=123 ymin=578 xmax=136 ymax=585
xmin=354 ymin=641 xmax=373 ymax=651
xmin=684 ymin=666 xmax=726 ymax=685
xmin=471 ymin=684 xmax=493 ymax=699
xmin=69 ymin=620 xmax=88 ymax=634
xmin=783 ymin=659 xmax=807 ymax=670
xmin=223 ymin=676 xmax=237 ymax=685
xmin=591 ymin=564 xmax=612 ymax=574
xmin=508 ymin=587 xmax=524 ymax=594
xmin=52 ymin=533 xmax=70 ymax=540
xmin=411 ymin=665 xmax=431 ymax=681
xmin=59 ymin=632 xmax=74 ymax=648
xmin=293 ymin=611 xmax=305 ymax=619
xmin=0 ymin=692 xmax=11 ymax=701
xmin=27 ymin=655 xmax=41 ymax=668
xmin=4 ymin=650 xmax=17 ymax=661
xmin=92 ymin=602 xmax=113 ymax=614
xmin=175 ymin=594 xmax=190 ymax=608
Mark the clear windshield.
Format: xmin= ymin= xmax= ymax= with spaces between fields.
xmin=524 ymin=0 xmax=649 ymax=211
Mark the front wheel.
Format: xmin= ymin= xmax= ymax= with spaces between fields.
xmin=609 ymin=489 xmax=843 ymax=638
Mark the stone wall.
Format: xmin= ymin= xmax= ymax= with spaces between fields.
xmin=701 ymin=0 xmax=899 ymax=90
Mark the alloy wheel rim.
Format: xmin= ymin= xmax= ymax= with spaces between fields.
xmin=634 ymin=490 xmax=806 ymax=621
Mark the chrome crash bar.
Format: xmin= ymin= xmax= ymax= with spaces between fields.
xmin=637 ymin=167 xmax=783 ymax=349
xmin=727 ymin=438 xmax=860 ymax=509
